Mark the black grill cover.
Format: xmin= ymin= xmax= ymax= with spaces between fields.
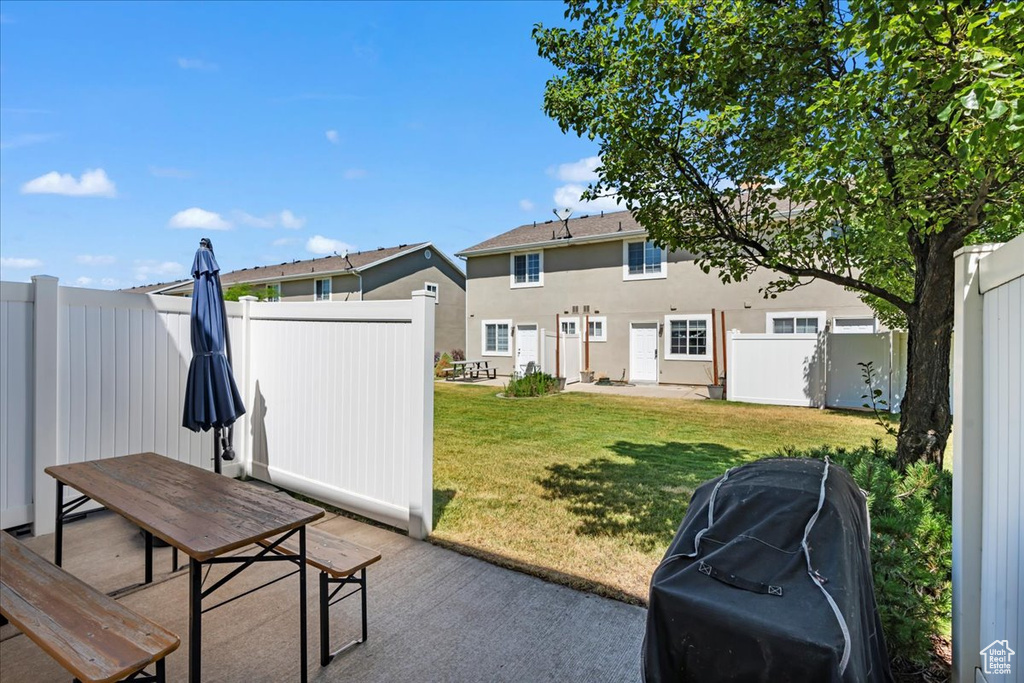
xmin=642 ymin=458 xmax=893 ymax=683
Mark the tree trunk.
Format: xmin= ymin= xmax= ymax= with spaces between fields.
xmin=895 ymin=237 xmax=957 ymax=470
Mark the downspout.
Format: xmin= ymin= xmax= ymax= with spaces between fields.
xmin=357 ymin=272 xmax=363 ymax=301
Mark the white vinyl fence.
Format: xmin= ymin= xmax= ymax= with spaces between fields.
xmin=726 ymin=329 xmax=908 ymax=411
xmin=0 ymin=277 xmax=435 ymax=539
xmin=540 ymin=329 xmax=581 ymax=384
xmin=952 ymin=235 xmax=1024 ymax=683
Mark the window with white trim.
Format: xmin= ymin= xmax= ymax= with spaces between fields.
xmin=766 ymin=311 xmax=826 ymax=334
xmin=832 ymin=316 xmax=876 ymax=334
xmin=510 ymin=251 xmax=543 ymax=288
xmin=315 ymin=277 xmax=332 ymax=301
xmin=266 ymin=283 xmax=281 ymax=302
xmin=623 ymin=239 xmax=667 ymax=280
xmin=482 ymin=320 xmax=512 ymax=356
xmin=664 ymin=314 xmax=712 ymax=360
xmin=586 ymin=316 xmax=607 ymax=342
xmin=425 ymin=281 xmax=439 ymax=304
xmin=560 ymin=317 xmax=579 ymax=336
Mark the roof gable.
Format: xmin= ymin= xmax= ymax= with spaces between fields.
xmin=457 ymin=210 xmax=643 ymax=256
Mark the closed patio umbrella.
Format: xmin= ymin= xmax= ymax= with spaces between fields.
xmin=182 ymin=238 xmax=245 ymax=474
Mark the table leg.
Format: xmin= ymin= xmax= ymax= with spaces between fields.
xmin=144 ymin=531 xmax=153 ymax=584
xmin=300 ymin=525 xmax=308 ymax=683
xmin=54 ymin=481 xmax=64 ymax=567
xmin=189 ymin=558 xmax=202 ymax=683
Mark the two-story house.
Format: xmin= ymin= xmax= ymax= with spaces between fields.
xmin=128 ymin=242 xmax=466 ymax=355
xmin=456 ymin=211 xmax=877 ymax=384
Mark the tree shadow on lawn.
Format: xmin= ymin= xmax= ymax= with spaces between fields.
xmin=538 ymin=441 xmax=751 ymax=552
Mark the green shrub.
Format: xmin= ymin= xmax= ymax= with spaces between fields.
xmin=504 ymin=372 xmax=559 ymax=397
xmin=434 ymin=352 xmax=452 ymax=378
xmin=777 ymin=441 xmax=952 ymax=668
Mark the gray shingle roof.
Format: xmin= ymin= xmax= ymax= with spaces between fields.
xmin=458 ymin=210 xmax=641 ymax=256
xmin=123 ymin=242 xmax=428 ymax=294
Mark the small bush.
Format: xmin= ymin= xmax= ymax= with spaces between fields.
xmin=434 ymin=352 xmax=452 ymax=378
xmin=777 ymin=442 xmax=952 ymax=669
xmin=504 ymin=372 xmax=559 ymax=397
xmin=450 ymin=348 xmax=466 ymax=362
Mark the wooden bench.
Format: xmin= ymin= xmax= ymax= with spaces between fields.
xmin=258 ymin=525 xmax=381 ymax=666
xmin=0 ymin=532 xmax=179 ymax=683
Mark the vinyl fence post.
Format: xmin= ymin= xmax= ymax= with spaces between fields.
xmin=31 ymin=275 xmax=61 ymax=536
xmin=238 ymin=296 xmax=257 ymax=478
xmin=407 ymin=290 xmax=435 ymax=539
xmin=950 ymin=245 xmax=997 ymax=682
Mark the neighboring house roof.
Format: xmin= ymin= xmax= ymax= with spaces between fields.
xmin=123 ymin=242 xmax=462 ymax=295
xmin=457 ymin=210 xmax=645 ymax=257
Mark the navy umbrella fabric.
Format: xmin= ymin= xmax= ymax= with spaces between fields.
xmin=182 ymin=238 xmax=245 ymax=474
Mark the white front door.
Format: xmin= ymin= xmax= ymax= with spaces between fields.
xmin=630 ymin=323 xmax=659 ymax=383
xmin=516 ymin=324 xmax=538 ymax=374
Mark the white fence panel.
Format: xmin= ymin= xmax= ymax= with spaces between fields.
xmin=952 ymin=235 xmax=1024 ymax=683
xmin=826 ymin=332 xmax=895 ymax=410
xmin=245 ymin=295 xmax=434 ymax=537
xmin=727 ymin=333 xmax=826 ymax=407
xmin=1 ymin=283 xmax=35 ymax=528
xmin=538 ymin=329 xmax=580 ymax=382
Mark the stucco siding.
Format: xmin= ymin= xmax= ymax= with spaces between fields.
xmin=465 ymin=239 xmax=874 ymax=383
xmin=280 ymin=279 xmax=314 ymax=301
xmin=362 ymin=248 xmax=466 ymax=355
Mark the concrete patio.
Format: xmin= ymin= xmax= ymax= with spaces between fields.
xmin=0 ymin=502 xmax=646 ymax=683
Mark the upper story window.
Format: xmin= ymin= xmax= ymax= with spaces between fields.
xmin=623 ymin=240 xmax=667 ymax=281
xmin=766 ymin=311 xmax=825 ymax=334
xmin=510 ymin=251 xmax=543 ymax=288
xmin=266 ymin=283 xmax=281 ymax=302
xmin=664 ymin=314 xmax=712 ymax=360
xmin=482 ymin=320 xmax=512 ymax=356
xmin=315 ymin=277 xmax=332 ymax=301
xmin=587 ymin=316 xmax=607 ymax=342
xmin=425 ymin=281 xmax=439 ymax=304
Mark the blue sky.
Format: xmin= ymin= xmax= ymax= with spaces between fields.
xmin=0 ymin=1 xmax=618 ymax=287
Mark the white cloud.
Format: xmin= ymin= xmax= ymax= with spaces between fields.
xmin=553 ymin=184 xmax=622 ymax=213
xmin=519 ymin=199 xmax=535 ymax=212
xmin=169 ymin=207 xmax=232 ymax=230
xmin=272 ymin=237 xmax=299 ymax=247
xmin=21 ymin=168 xmax=117 ymax=197
xmin=232 ymin=208 xmax=305 ymax=229
xmin=149 ymin=166 xmax=193 ymax=179
xmin=75 ymin=277 xmax=94 ymax=286
xmin=178 ymin=57 xmax=217 ymax=71
xmin=76 ymin=254 xmax=116 ymax=266
xmin=101 ymin=277 xmax=119 ymax=288
xmin=233 ymin=210 xmax=276 ymax=228
xmin=553 ymin=155 xmax=601 ymax=183
xmin=133 ymin=260 xmax=185 ymax=282
xmin=0 ymin=132 xmax=58 ymax=150
xmin=279 ymin=210 xmax=305 ymax=229
xmin=343 ymin=168 xmax=367 ymax=180
xmin=0 ymin=257 xmax=42 ymax=269
xmin=306 ymin=235 xmax=355 ymax=255
xmin=325 ymin=130 xmax=340 ymax=144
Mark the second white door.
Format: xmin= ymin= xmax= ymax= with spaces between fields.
xmin=516 ymin=324 xmax=538 ymax=374
xmin=630 ymin=323 xmax=659 ymax=383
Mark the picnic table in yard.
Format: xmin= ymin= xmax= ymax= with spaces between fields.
xmin=45 ymin=452 xmax=325 ymax=683
xmin=443 ymin=359 xmax=497 ymax=381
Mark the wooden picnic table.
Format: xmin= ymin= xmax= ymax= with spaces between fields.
xmin=444 ymin=360 xmax=497 ymax=381
xmin=46 ymin=452 xmax=325 ymax=683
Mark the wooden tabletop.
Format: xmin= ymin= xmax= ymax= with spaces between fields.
xmin=46 ymin=453 xmax=324 ymax=562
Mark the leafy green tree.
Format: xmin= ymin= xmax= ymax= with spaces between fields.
xmin=222 ymin=283 xmax=277 ymax=302
xmin=535 ymin=0 xmax=1023 ymax=469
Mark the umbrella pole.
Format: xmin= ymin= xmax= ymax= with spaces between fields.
xmin=214 ymin=428 xmax=222 ymax=475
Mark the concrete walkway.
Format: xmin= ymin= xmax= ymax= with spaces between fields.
xmin=1 ymin=509 xmax=646 ymax=682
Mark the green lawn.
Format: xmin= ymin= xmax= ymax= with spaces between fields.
xmin=432 ymin=382 xmax=896 ymax=603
